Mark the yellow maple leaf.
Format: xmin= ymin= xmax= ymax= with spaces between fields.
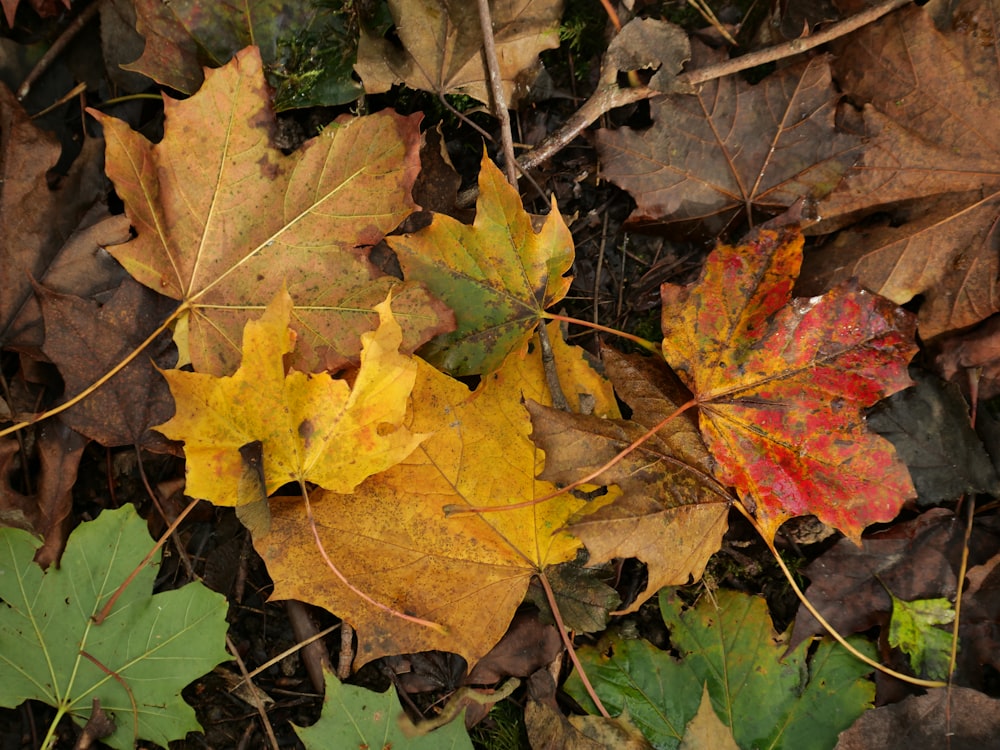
xmin=155 ymin=288 xmax=427 ymax=515
xmin=256 ymin=336 xmax=594 ymax=668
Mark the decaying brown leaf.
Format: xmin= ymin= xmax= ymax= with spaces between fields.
xmin=596 ymin=48 xmax=860 ymax=235
xmin=38 ymin=278 xmax=177 ymax=450
xmin=803 ymin=0 xmax=1000 ymax=337
xmin=0 ymin=85 xmax=109 ymax=352
xmin=528 ymin=348 xmax=730 ymax=613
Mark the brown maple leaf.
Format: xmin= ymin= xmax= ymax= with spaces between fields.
xmin=595 ymin=47 xmax=861 ymax=235
xmin=802 ymin=0 xmax=1000 ymax=337
xmin=527 ymin=348 xmax=730 ymax=613
xmin=661 ymin=227 xmax=917 ymax=543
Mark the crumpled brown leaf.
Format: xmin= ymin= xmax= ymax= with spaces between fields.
xmin=802 ymin=0 xmax=1000 ymax=338
xmin=0 ymin=85 xmax=108 ymax=352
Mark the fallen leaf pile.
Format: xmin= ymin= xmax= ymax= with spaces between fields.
xmin=2 ymin=0 xmax=999 ymax=746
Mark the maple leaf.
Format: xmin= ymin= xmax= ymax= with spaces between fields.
xmin=595 ymin=49 xmax=861 ymax=235
xmin=660 ymin=227 xmax=917 ymax=543
xmin=124 ymin=0 xmax=362 ymax=108
xmin=389 ymin=154 xmax=574 ymax=375
xmin=527 ymin=348 xmax=729 ymax=612
xmin=355 ymin=0 xmax=562 ymax=107
xmin=154 ymin=288 xmax=426 ymax=520
xmin=801 ymin=0 xmax=1000 ymax=337
xmin=256 ymin=338 xmax=594 ymax=667
xmin=92 ymin=46 xmax=452 ymax=376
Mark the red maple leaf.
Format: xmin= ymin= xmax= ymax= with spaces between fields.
xmin=660 ymin=228 xmax=917 ymax=542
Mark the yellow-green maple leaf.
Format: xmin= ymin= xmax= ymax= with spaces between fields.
xmin=389 ymin=153 xmax=574 ymax=376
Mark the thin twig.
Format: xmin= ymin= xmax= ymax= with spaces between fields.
xmin=475 ymin=0 xmax=517 ymax=184
xmin=457 ymin=0 xmax=913 ymax=207
xmin=226 ymin=634 xmax=280 ymax=750
xmin=285 ymin=600 xmax=333 ymax=693
xmin=18 ymin=0 xmax=102 ymax=100
xmin=338 ymin=623 xmax=354 ymax=679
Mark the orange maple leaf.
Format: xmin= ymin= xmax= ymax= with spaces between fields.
xmin=154 ymin=288 xmax=427 ymax=521
xmin=256 ymin=332 xmax=604 ymax=667
xmin=660 ymin=228 xmax=917 ymax=543
xmin=91 ymin=46 xmax=451 ymax=375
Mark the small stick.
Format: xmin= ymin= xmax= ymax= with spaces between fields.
xmin=226 ymin=634 xmax=280 ymax=750
xmin=475 ymin=0 xmax=517 ymax=184
xmin=18 ymin=0 xmax=101 ymax=100
xmin=337 ymin=623 xmax=354 ymax=679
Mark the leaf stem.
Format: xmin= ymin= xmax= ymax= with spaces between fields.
xmin=541 ymin=312 xmax=659 ymax=354
xmin=77 ymin=651 xmax=138 ymax=748
xmin=298 ymin=481 xmax=448 ymax=634
xmin=733 ymin=502 xmax=948 ymax=689
xmin=92 ymin=496 xmax=201 ymax=625
xmin=537 ymin=571 xmax=610 ymax=718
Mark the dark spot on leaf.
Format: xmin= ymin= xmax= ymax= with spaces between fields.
xmin=299 ymin=420 xmax=315 ymax=441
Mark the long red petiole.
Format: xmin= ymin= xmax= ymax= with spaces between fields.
xmin=93 ymin=496 xmax=201 ymax=625
xmin=299 ymin=482 xmax=447 ymax=634
xmin=447 ymin=398 xmax=699 ymax=516
xmin=542 ymin=312 xmax=660 ymax=355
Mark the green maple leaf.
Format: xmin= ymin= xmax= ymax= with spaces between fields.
xmin=0 ymin=505 xmax=229 ymax=749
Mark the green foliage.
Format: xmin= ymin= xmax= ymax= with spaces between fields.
xmin=470 ymin=700 xmax=529 ymax=750
xmin=0 ymin=505 xmax=230 ymax=750
xmin=888 ymin=593 xmax=955 ymax=680
xmin=271 ymin=0 xmax=364 ymax=110
xmin=294 ymin=670 xmax=474 ymax=749
xmin=566 ymin=588 xmax=876 ymax=750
